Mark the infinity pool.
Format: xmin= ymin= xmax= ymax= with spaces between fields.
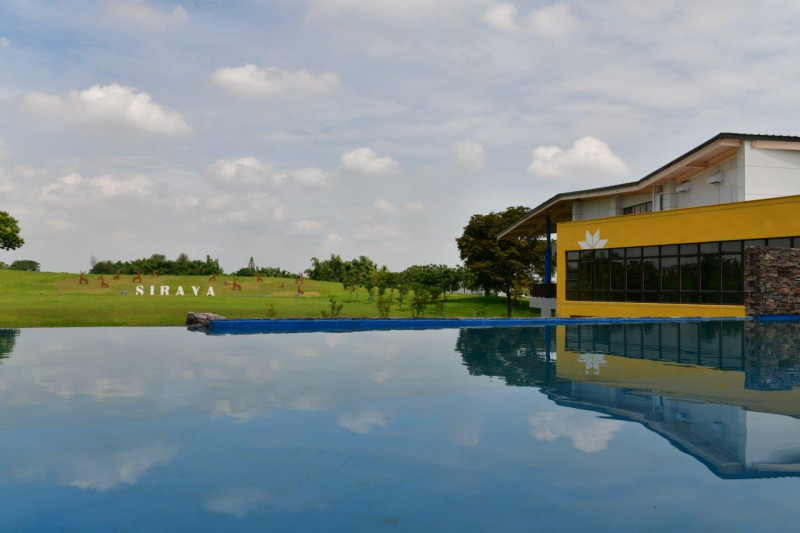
xmin=1 ymin=321 xmax=799 ymax=531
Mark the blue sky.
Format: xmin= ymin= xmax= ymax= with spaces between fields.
xmin=1 ymin=0 xmax=799 ymax=272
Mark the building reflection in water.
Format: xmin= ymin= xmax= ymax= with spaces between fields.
xmin=456 ymin=321 xmax=800 ymax=479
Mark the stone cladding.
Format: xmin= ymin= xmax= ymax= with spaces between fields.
xmin=744 ymin=246 xmax=800 ymax=316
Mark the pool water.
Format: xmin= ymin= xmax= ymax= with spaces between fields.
xmin=1 ymin=322 xmax=799 ymax=531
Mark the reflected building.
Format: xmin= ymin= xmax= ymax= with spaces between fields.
xmin=456 ymin=321 xmax=800 ymax=479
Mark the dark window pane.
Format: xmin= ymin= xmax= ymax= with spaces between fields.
xmin=661 ymin=257 xmax=679 ymax=291
xmin=580 ymin=261 xmax=594 ymax=291
xmin=627 ymin=291 xmax=642 ymax=302
xmin=566 ymin=261 xmax=579 ymax=279
xmin=566 ymin=280 xmax=579 ymax=290
xmin=610 ymin=260 xmax=625 ymax=291
xmin=595 ymin=291 xmax=609 ymax=301
xmin=566 ymin=291 xmax=579 ymax=301
xmin=566 ymin=251 xmax=580 ymax=261
xmin=662 ymin=291 xmax=679 ymax=303
xmin=626 ymin=259 xmax=642 ymax=291
xmin=596 ymin=259 xmax=610 ymax=292
xmin=794 ymin=237 xmax=800 ymax=249
xmin=721 ymin=240 xmax=742 ymax=253
xmin=700 ymin=292 xmax=720 ymax=304
xmin=643 ymin=258 xmax=659 ymax=291
xmin=609 ymin=248 xmax=624 ymax=259
xmin=626 ymin=247 xmax=642 ymax=258
xmin=595 ymin=249 xmax=608 ymax=260
xmin=661 ymin=245 xmax=678 ymax=256
xmin=680 ymin=243 xmax=698 ymax=255
xmin=580 ymin=291 xmax=595 ymax=301
xmin=610 ymin=291 xmax=626 ymax=302
xmin=643 ymin=291 xmax=661 ymax=303
xmin=680 ymin=256 xmax=699 ymax=291
xmin=700 ymin=242 xmax=719 ymax=254
xmin=768 ymin=237 xmax=791 ymax=248
xmin=681 ymin=292 xmax=700 ymax=303
xmin=700 ymin=254 xmax=720 ymax=291
xmin=744 ymin=239 xmax=765 ymax=248
xmin=721 ymin=292 xmax=744 ymax=305
xmin=643 ymin=246 xmax=659 ymax=257
xmin=580 ymin=250 xmax=595 ymax=261
xmin=721 ymin=254 xmax=743 ymax=291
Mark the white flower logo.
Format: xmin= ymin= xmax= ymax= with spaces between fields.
xmin=578 ymin=229 xmax=608 ymax=250
xmin=578 ymin=353 xmax=607 ymax=376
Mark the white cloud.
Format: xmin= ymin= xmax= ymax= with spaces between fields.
xmin=325 ymin=232 xmax=343 ymax=247
xmin=451 ymin=140 xmax=486 ymax=171
xmin=41 ymin=172 xmax=155 ymax=200
xmin=529 ymin=411 xmax=624 ymax=453
xmin=481 ymin=3 xmax=518 ymax=32
xmin=208 ymin=157 xmax=273 ymax=186
xmin=354 ymin=223 xmax=407 ymax=241
xmin=205 ymin=487 xmax=271 ymax=518
xmin=303 ymin=0 xmax=481 ymax=22
xmin=246 ymin=193 xmax=286 ymax=220
xmin=340 ymin=147 xmax=400 ymax=175
xmin=21 ymin=83 xmax=190 ymax=136
xmin=525 ymin=3 xmax=577 ymax=38
xmin=105 ymin=0 xmax=188 ymax=30
xmin=404 ymin=201 xmax=424 ymax=211
xmin=209 ymin=64 xmax=339 ymax=98
xmin=337 ymin=410 xmax=390 ymax=434
xmin=372 ymin=199 xmax=399 ymax=215
xmin=287 ymin=220 xmax=325 ymax=234
xmin=0 ymin=140 xmax=7 ymax=161
xmin=0 ymin=37 xmax=10 ymax=48
xmin=278 ymin=166 xmax=329 ymax=186
xmin=527 ymin=136 xmax=629 ymax=179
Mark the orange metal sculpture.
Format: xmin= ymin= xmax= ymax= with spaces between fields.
xmin=132 ymin=271 xmax=142 ymax=283
xmin=78 ymin=272 xmax=89 ymax=285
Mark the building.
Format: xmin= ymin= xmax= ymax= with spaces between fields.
xmin=499 ymin=133 xmax=800 ymax=318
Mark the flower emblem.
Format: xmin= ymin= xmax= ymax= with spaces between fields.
xmin=578 ymin=353 xmax=607 ymax=376
xmin=578 ymin=229 xmax=608 ymax=250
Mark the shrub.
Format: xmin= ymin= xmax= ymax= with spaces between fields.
xmin=475 ymin=306 xmax=488 ymax=317
xmin=410 ymin=290 xmax=429 ymax=318
xmin=434 ymin=300 xmax=444 ymax=317
xmin=321 ymin=296 xmax=344 ymax=318
xmin=376 ymin=294 xmax=394 ymax=318
xmin=265 ymin=303 xmax=278 ymax=318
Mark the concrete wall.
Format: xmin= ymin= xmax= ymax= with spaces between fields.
xmin=743 ymin=141 xmax=800 ymax=201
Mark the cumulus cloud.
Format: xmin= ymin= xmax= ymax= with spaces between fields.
xmin=105 ymin=0 xmax=188 ymax=29
xmin=0 ymin=37 xmax=10 ymax=48
xmin=325 ymin=232 xmax=343 ymax=247
xmin=404 ymin=201 xmax=424 ymax=211
xmin=526 ymin=3 xmax=577 ymax=38
xmin=208 ymin=157 xmax=273 ymax=186
xmin=529 ymin=411 xmax=624 ymax=453
xmin=21 ymin=83 xmax=190 ymax=136
xmin=481 ymin=3 xmax=518 ymax=32
xmin=41 ymin=172 xmax=155 ymax=201
xmin=340 ymin=147 xmax=400 ymax=175
xmin=527 ymin=136 xmax=629 ymax=179
xmin=209 ymin=64 xmax=339 ymax=98
xmin=277 ymin=166 xmax=329 ymax=186
xmin=354 ymin=223 xmax=407 ymax=241
xmin=337 ymin=410 xmax=390 ymax=434
xmin=287 ymin=220 xmax=325 ymax=234
xmin=451 ymin=140 xmax=486 ymax=171
xmin=372 ymin=199 xmax=399 ymax=215
xmin=303 ymin=0 xmax=479 ymax=22
xmin=205 ymin=487 xmax=271 ymax=518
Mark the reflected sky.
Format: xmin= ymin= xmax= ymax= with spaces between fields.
xmin=1 ymin=325 xmax=800 ymax=531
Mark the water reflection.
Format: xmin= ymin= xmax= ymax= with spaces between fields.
xmin=455 ymin=321 xmax=800 ymax=479
xmin=0 ymin=329 xmax=20 ymax=360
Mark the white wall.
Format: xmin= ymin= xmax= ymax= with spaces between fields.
xmin=672 ymin=156 xmax=741 ymax=210
xmin=743 ymin=141 xmax=800 ymax=201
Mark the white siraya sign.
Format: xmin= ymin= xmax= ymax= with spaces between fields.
xmin=134 ymin=285 xmax=215 ymax=296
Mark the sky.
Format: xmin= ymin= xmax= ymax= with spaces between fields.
xmin=1 ymin=0 xmax=800 ymax=273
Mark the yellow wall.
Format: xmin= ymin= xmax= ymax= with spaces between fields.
xmin=557 ymin=194 xmax=800 ymax=317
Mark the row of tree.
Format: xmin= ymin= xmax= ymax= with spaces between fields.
xmin=90 ymin=254 xmax=225 ymax=276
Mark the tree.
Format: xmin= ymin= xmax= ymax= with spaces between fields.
xmin=0 ymin=211 xmax=24 ymax=251
xmin=8 ymin=260 xmax=40 ymax=272
xmin=456 ymin=206 xmax=544 ymax=317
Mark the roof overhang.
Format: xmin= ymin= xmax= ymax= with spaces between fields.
xmin=497 ymin=133 xmax=797 ymax=239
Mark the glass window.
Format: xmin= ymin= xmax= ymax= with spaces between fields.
xmin=580 ymin=261 xmax=594 ymax=291
xmin=768 ymin=237 xmax=791 ymax=248
xmin=700 ymin=242 xmax=719 ymax=254
xmin=626 ymin=247 xmax=642 ymax=258
xmin=662 ymin=291 xmax=679 ymax=303
xmin=681 ymin=292 xmax=700 ymax=303
xmin=609 ymin=248 xmax=624 ymax=259
xmin=680 ymin=243 xmax=698 ymax=255
xmin=721 ymin=292 xmax=744 ymax=305
xmin=566 ymin=251 xmax=580 ymax=261
xmin=700 ymin=254 xmax=720 ymax=291
xmin=610 ymin=291 xmax=626 ymax=302
xmin=643 ymin=291 xmax=661 ymax=303
xmin=793 ymin=237 xmax=800 ymax=249
xmin=661 ymin=245 xmax=678 ymax=256
xmin=626 ymin=258 xmax=642 ymax=291
xmin=721 ymin=254 xmax=743 ymax=291
xmin=566 ymin=291 xmax=579 ymax=301
xmin=580 ymin=250 xmax=595 ymax=261
xmin=610 ymin=260 xmax=625 ymax=291
xmin=596 ymin=259 xmax=610 ymax=292
xmin=721 ymin=240 xmax=742 ymax=253
xmin=701 ymin=292 xmax=720 ymax=304
xmin=661 ymin=257 xmax=679 ymax=291
xmin=643 ymin=257 xmax=659 ymax=291
xmin=643 ymin=246 xmax=659 ymax=257
xmin=680 ymin=256 xmax=698 ymax=291
xmin=744 ymin=239 xmax=765 ymax=248
xmin=627 ymin=291 xmax=642 ymax=302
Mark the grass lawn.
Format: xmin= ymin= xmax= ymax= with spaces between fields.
xmin=0 ymin=270 xmax=536 ymax=327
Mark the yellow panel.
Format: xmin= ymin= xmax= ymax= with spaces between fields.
xmin=555 ymin=194 xmax=800 ymax=317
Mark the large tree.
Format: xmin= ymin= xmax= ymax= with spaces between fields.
xmin=0 ymin=211 xmax=24 ymax=251
xmin=456 ymin=206 xmax=544 ymax=317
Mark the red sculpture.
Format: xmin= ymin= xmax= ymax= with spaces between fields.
xmin=99 ymin=275 xmax=109 ymax=289
xmin=112 ymin=270 xmax=121 ymax=280
xmin=78 ymin=272 xmax=89 ymax=285
xmin=295 ymin=274 xmax=304 ymax=296
xmin=151 ymin=270 xmax=158 ymax=278
xmin=232 ymin=277 xmax=242 ymax=291
xmin=278 ymin=282 xmax=284 ymax=289
xmin=132 ymin=271 xmax=142 ymax=283
xmin=256 ymin=276 xmax=263 ymax=282
xmin=209 ymin=274 xmax=217 ymax=282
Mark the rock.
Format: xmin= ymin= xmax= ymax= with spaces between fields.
xmin=186 ymin=312 xmax=226 ymax=328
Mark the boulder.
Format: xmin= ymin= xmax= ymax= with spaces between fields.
xmin=186 ymin=312 xmax=226 ymax=328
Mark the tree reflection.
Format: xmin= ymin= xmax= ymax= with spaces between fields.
xmin=0 ymin=329 xmax=20 ymax=361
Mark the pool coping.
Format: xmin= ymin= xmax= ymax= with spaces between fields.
xmin=202 ymin=315 xmax=789 ymax=335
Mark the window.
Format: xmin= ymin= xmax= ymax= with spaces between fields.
xmin=623 ymin=201 xmax=653 ymax=215
xmin=563 ymin=235 xmax=800 ymax=306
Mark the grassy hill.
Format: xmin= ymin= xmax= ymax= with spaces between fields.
xmin=0 ymin=270 xmax=535 ymax=327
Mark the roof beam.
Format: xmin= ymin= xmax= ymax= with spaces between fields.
xmin=751 ymin=140 xmax=800 ymax=151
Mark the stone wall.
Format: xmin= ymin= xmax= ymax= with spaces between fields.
xmin=744 ymin=246 xmax=800 ymax=316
